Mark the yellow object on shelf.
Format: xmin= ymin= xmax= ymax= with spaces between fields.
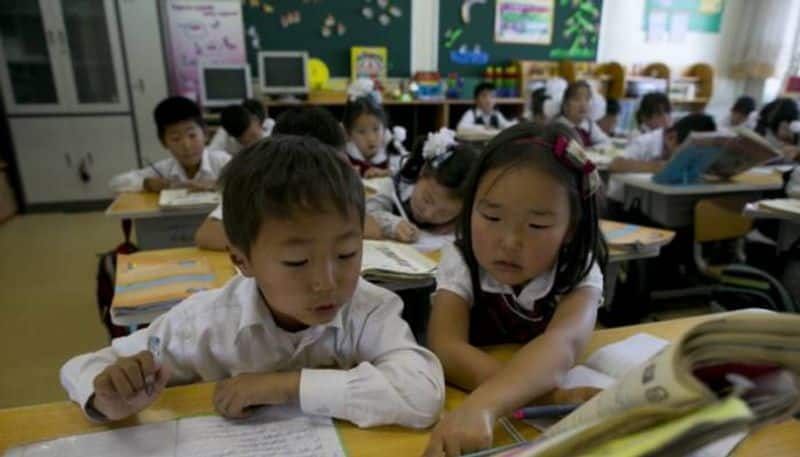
xmin=308 ymin=57 xmax=330 ymax=90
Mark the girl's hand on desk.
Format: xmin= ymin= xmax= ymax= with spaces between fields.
xmin=422 ymin=403 xmax=495 ymax=457
xmin=213 ymin=371 xmax=300 ymax=419
xmin=364 ymin=167 xmax=391 ymax=178
xmin=91 ymin=351 xmax=171 ymax=421
xmin=143 ymin=177 xmax=174 ymax=193
xmin=395 ymin=220 xmax=420 ymax=242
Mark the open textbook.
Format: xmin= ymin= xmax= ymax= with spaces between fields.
xmin=653 ymin=128 xmax=780 ymax=185
xmin=361 ymin=240 xmax=437 ymax=283
xmin=492 ymin=310 xmax=800 ymax=457
xmin=4 ymin=406 xmax=345 ymax=457
xmin=158 ymin=189 xmax=220 ymax=211
xmin=757 ymin=198 xmax=800 ymax=218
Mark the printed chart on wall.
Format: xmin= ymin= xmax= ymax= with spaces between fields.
xmin=163 ymin=0 xmax=247 ymax=100
xmin=643 ymin=0 xmax=725 ymax=43
xmin=440 ymin=0 xmax=604 ymax=77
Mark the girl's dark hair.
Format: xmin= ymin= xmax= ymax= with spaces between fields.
xmin=455 ymin=121 xmax=607 ymax=304
xmin=635 ymin=92 xmax=672 ymax=126
xmin=560 ymin=80 xmax=592 ymax=116
xmin=530 ymin=88 xmax=549 ymax=119
xmin=397 ymin=135 xmax=479 ymax=199
xmin=732 ymin=96 xmax=756 ymax=116
xmin=342 ymin=95 xmax=388 ymax=131
xmin=755 ymin=98 xmax=799 ymax=137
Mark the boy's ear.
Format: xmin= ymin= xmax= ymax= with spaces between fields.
xmin=228 ymin=246 xmax=254 ymax=277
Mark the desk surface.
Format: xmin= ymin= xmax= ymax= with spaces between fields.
xmin=1 ymin=314 xmax=797 ymax=456
xmin=744 ymin=202 xmax=800 ymax=223
xmin=612 ymin=170 xmax=784 ymax=196
xmin=125 ymin=247 xmax=235 ymax=289
xmin=105 ymin=193 xmax=215 ymax=219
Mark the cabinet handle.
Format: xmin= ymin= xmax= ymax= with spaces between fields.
xmin=64 ymin=153 xmax=72 ymax=167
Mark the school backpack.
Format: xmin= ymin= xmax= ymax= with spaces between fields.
xmin=96 ymin=219 xmax=139 ymax=340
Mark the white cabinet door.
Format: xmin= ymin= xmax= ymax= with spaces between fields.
xmin=0 ymin=0 xmax=69 ymax=114
xmin=117 ymin=0 xmax=170 ymax=162
xmin=11 ymin=116 xmax=138 ymax=203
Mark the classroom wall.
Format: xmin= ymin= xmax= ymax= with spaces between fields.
xmin=597 ymin=0 xmax=745 ymax=118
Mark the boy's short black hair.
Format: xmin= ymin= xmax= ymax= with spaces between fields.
xmin=474 ymin=82 xmax=496 ymax=100
xmin=668 ymin=113 xmax=717 ymax=144
xmin=636 ymin=92 xmax=672 ymax=125
xmin=756 ymin=98 xmax=799 ymax=136
xmin=220 ymin=104 xmax=253 ymax=139
xmin=274 ymin=106 xmax=345 ymax=149
xmin=605 ymin=98 xmax=621 ymax=116
xmin=221 ymin=135 xmax=364 ymax=257
xmin=732 ymin=96 xmax=756 ymax=116
xmin=242 ymin=98 xmax=266 ymax=123
xmin=154 ymin=96 xmax=205 ymax=140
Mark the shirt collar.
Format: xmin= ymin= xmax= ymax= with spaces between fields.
xmin=479 ymin=264 xmax=558 ymax=311
xmin=167 ymin=148 xmax=212 ymax=181
xmin=346 ymin=141 xmax=387 ymax=165
xmin=235 ymin=277 xmax=346 ymax=340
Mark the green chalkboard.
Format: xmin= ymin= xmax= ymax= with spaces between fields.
xmin=242 ymin=0 xmax=411 ymax=78
xmin=439 ymin=0 xmax=604 ymax=77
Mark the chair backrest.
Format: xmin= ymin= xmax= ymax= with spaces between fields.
xmin=694 ymin=197 xmax=753 ymax=243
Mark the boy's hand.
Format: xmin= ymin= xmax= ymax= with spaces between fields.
xmin=422 ymin=403 xmax=495 ymax=457
xmin=91 ymin=351 xmax=170 ymax=421
xmin=213 ymin=372 xmax=300 ymax=419
xmin=184 ymin=180 xmax=217 ymax=192
xmin=394 ymin=220 xmax=420 ymax=242
xmin=364 ymin=167 xmax=390 ymax=178
xmin=143 ymin=177 xmax=174 ymax=193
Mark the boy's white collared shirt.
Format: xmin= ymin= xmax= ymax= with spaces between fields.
xmin=208 ymin=117 xmax=275 ymax=155
xmin=607 ymin=128 xmax=665 ymax=202
xmin=456 ymin=108 xmax=515 ymax=131
xmin=60 ymin=276 xmax=444 ymax=429
xmin=435 ymin=243 xmax=603 ymax=310
xmin=109 ymin=148 xmax=231 ymax=193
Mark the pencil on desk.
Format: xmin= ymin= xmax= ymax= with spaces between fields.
xmin=511 ymin=404 xmax=580 ymax=420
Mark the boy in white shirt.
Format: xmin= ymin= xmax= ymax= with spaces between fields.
xmin=208 ymin=98 xmax=275 ymax=155
xmin=109 ymin=96 xmax=231 ymax=193
xmin=457 ymin=82 xmax=515 ymax=131
xmin=62 ymin=135 xmax=444 ymax=428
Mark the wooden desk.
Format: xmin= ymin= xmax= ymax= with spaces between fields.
xmin=121 ymin=247 xmax=234 ymax=289
xmin=1 ymin=315 xmax=797 ymax=456
xmin=612 ymin=170 xmax=784 ymax=228
xmin=105 ymin=193 xmax=215 ymax=250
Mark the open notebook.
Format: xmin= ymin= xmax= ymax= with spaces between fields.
xmin=361 ymin=240 xmax=438 ymax=283
xmin=158 ymin=189 xmax=220 ymax=211
xmin=4 ymin=406 xmax=345 ymax=457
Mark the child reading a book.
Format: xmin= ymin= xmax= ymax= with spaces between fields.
xmin=457 ymin=82 xmax=517 ymax=131
xmin=755 ymin=97 xmax=800 ymax=162
xmin=631 ymin=92 xmax=672 ymax=138
xmin=555 ymin=80 xmax=611 ymax=148
xmin=422 ymin=122 xmax=607 ymax=456
xmin=208 ymin=98 xmax=275 ymax=155
xmin=343 ymin=78 xmax=408 ymax=177
xmin=62 ymin=136 xmax=444 ymax=429
xmin=194 ymin=106 xmax=349 ymax=251
xmin=365 ymin=128 xmax=479 ymax=242
xmin=109 ymin=96 xmax=231 ymax=193
xmin=218 ymin=104 xmax=267 ymax=151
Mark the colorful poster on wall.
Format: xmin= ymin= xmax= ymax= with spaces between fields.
xmin=164 ymin=0 xmax=246 ymax=100
xmin=350 ymin=46 xmax=388 ymax=81
xmin=643 ymin=0 xmax=725 ymax=36
xmin=494 ymin=0 xmax=555 ymax=45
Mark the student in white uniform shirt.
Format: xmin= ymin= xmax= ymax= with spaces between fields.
xmin=61 ymin=135 xmax=445 ymax=428
xmin=630 ymin=92 xmax=672 ymax=139
xmin=109 ymin=96 xmax=231 ymax=193
xmin=755 ymin=98 xmax=800 ymax=162
xmin=721 ymin=96 xmax=758 ymax=130
xmin=208 ymin=98 xmax=275 ymax=156
xmin=606 ymin=113 xmax=717 ymax=203
xmin=457 ymin=82 xmax=516 ymax=131
xmin=554 ymin=80 xmax=611 ymax=148
xmin=217 ymin=104 xmax=268 ymax=151
xmin=194 ymin=106 xmax=350 ymax=251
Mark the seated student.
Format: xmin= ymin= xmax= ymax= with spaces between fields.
xmin=208 ymin=98 xmax=275 ymax=155
xmin=631 ymin=92 xmax=672 ymax=138
xmin=364 ymin=128 xmax=479 ymax=242
xmin=528 ymin=87 xmax=550 ymax=124
xmin=343 ymin=79 xmax=408 ymax=178
xmin=457 ymin=82 xmax=516 ymax=131
xmin=219 ymin=104 xmax=267 ymax=150
xmin=422 ymin=122 xmax=606 ymax=456
xmin=61 ymin=136 xmax=445 ymax=428
xmin=608 ymin=113 xmax=717 ymax=174
xmin=723 ymin=95 xmax=757 ymax=129
xmin=596 ymin=97 xmax=621 ymax=137
xmin=755 ymin=97 xmax=800 ymax=162
xmin=195 ymin=106 xmax=348 ymax=251
xmin=555 ymin=80 xmax=611 ymax=148
xmin=109 ymin=96 xmax=231 ymax=193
